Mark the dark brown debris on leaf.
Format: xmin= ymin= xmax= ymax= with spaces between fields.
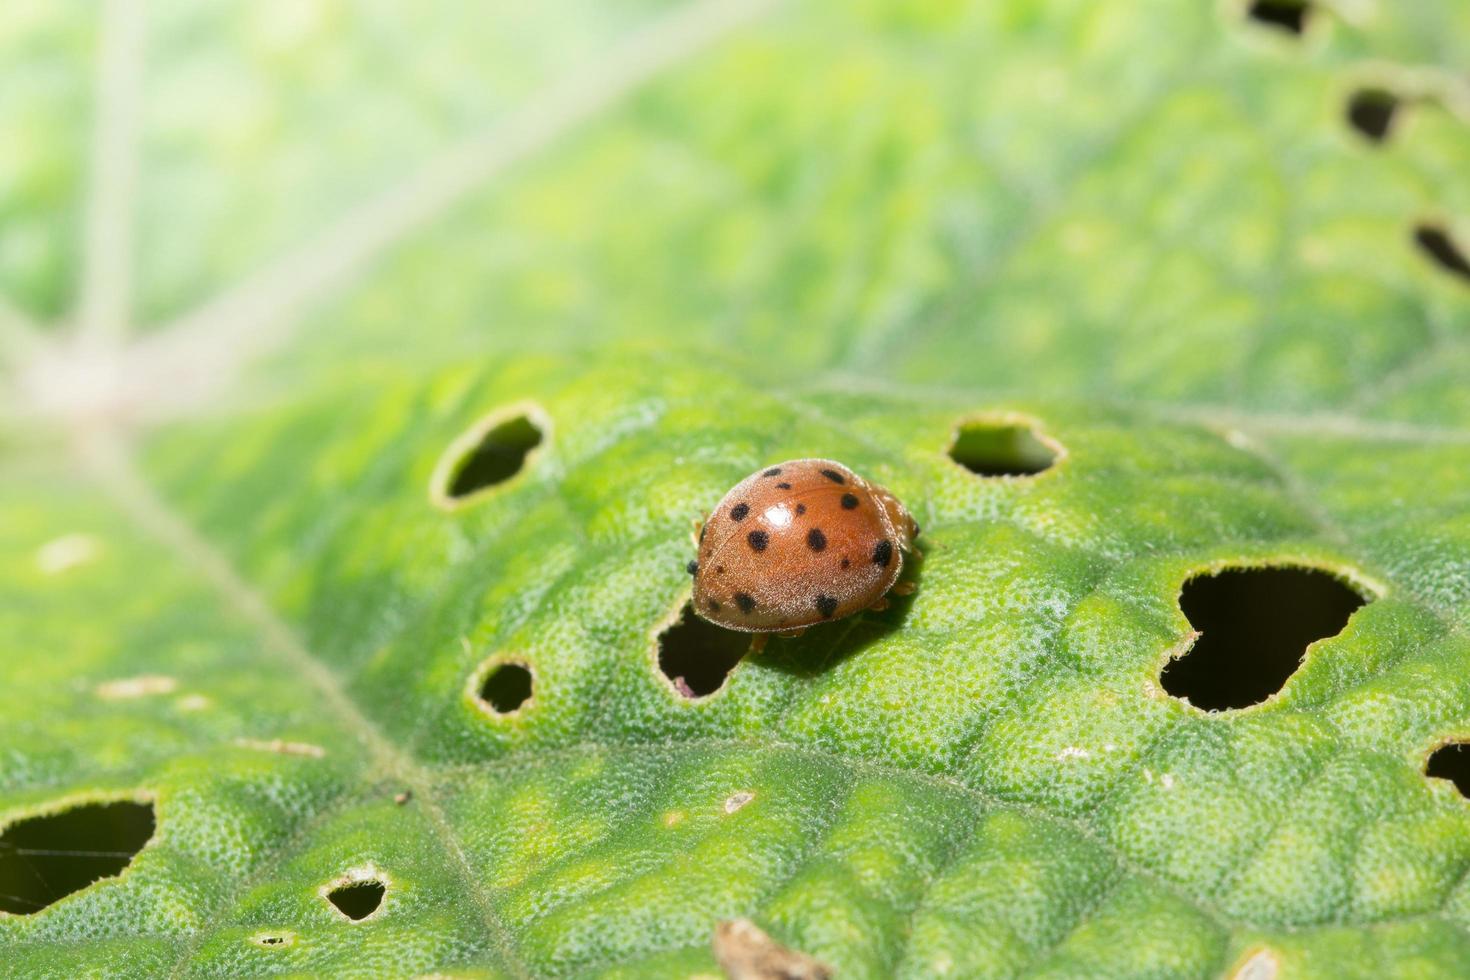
xmin=713 ymin=918 xmax=833 ymax=980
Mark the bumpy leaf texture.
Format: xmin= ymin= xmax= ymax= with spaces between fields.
xmin=3 ymin=0 xmax=1470 ymax=976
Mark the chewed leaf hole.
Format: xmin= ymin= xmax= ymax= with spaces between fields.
xmin=1247 ymin=0 xmax=1310 ymax=34
xmin=327 ymin=878 xmax=386 ymax=921
xmin=479 ymin=662 xmax=533 ymax=714
xmin=1161 ymin=565 xmax=1367 ymax=711
xmin=0 ymin=799 xmax=155 ymax=914
xmin=1346 ymin=89 xmax=1399 ymax=143
xmin=948 ymin=419 xmax=1059 ymax=477
xmin=433 ymin=406 xmax=546 ymax=507
xmin=1426 ymin=743 xmax=1470 ymax=798
xmin=658 ymin=602 xmax=748 ymax=698
xmin=447 ymin=414 xmax=542 ymax=497
xmin=1415 ymin=225 xmax=1470 ymax=283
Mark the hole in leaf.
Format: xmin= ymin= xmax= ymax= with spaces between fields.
xmin=1346 ymin=89 xmax=1399 ymax=143
xmin=1247 ymin=0 xmax=1310 ymax=34
xmin=948 ymin=420 xmax=1058 ymax=477
xmin=478 ymin=662 xmax=533 ymax=714
xmin=326 ymin=878 xmax=386 ymax=921
xmin=0 ymin=799 xmax=155 ymax=914
xmin=1415 ymin=225 xmax=1470 ymax=283
xmin=658 ymin=602 xmax=749 ymax=698
xmin=435 ymin=408 xmax=545 ymax=505
xmin=1427 ymin=743 xmax=1470 ymax=798
xmin=1160 ymin=565 xmax=1366 ymax=711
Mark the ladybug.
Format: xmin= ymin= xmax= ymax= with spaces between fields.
xmin=687 ymin=459 xmax=919 ymax=649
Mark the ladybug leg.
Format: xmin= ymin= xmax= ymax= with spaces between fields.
xmin=868 ymin=596 xmax=891 ymax=613
xmin=749 ymin=633 xmax=768 ymax=655
xmin=776 ymin=627 xmax=807 ymax=639
xmin=891 ymin=581 xmax=916 ymax=596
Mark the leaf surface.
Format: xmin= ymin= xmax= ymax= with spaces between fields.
xmin=4 ymin=1 xmax=1470 ymax=977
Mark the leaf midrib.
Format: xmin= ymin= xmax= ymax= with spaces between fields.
xmin=77 ymin=371 xmax=1470 ymax=973
xmin=77 ymin=435 xmax=534 ymax=979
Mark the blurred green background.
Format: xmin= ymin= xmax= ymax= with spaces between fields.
xmin=4 ymin=0 xmax=1468 ymax=423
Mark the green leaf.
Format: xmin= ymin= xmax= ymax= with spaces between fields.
xmin=4 ymin=0 xmax=1470 ymax=977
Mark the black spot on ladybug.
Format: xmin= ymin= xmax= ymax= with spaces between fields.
xmin=730 ymin=502 xmax=750 ymax=522
xmin=735 ymin=592 xmax=756 ymax=614
xmin=707 ymin=599 xmax=721 ymax=612
xmin=841 ymin=493 xmax=859 ymax=509
xmin=795 ymin=504 xmax=806 ymax=516
xmin=715 ymin=565 xmax=726 ymax=575
xmin=872 ymin=539 xmax=893 ymax=567
xmin=820 ymin=469 xmax=845 ymax=484
xmin=776 ymin=482 xmax=792 ymax=489
xmin=747 ymin=530 xmax=769 ymax=552
xmin=815 ymin=594 xmax=838 ymax=618
xmin=807 ymin=528 xmax=827 ymax=552
xmin=686 ymin=560 xmax=698 ymax=576
xmin=763 ymin=468 xmax=782 ymax=477
xmin=841 ymin=558 xmax=850 ymax=569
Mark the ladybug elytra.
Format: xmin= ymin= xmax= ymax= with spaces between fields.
xmin=688 ymin=459 xmax=919 ymax=644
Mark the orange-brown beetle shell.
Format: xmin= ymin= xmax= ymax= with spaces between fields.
xmin=691 ymin=459 xmax=917 ymax=632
